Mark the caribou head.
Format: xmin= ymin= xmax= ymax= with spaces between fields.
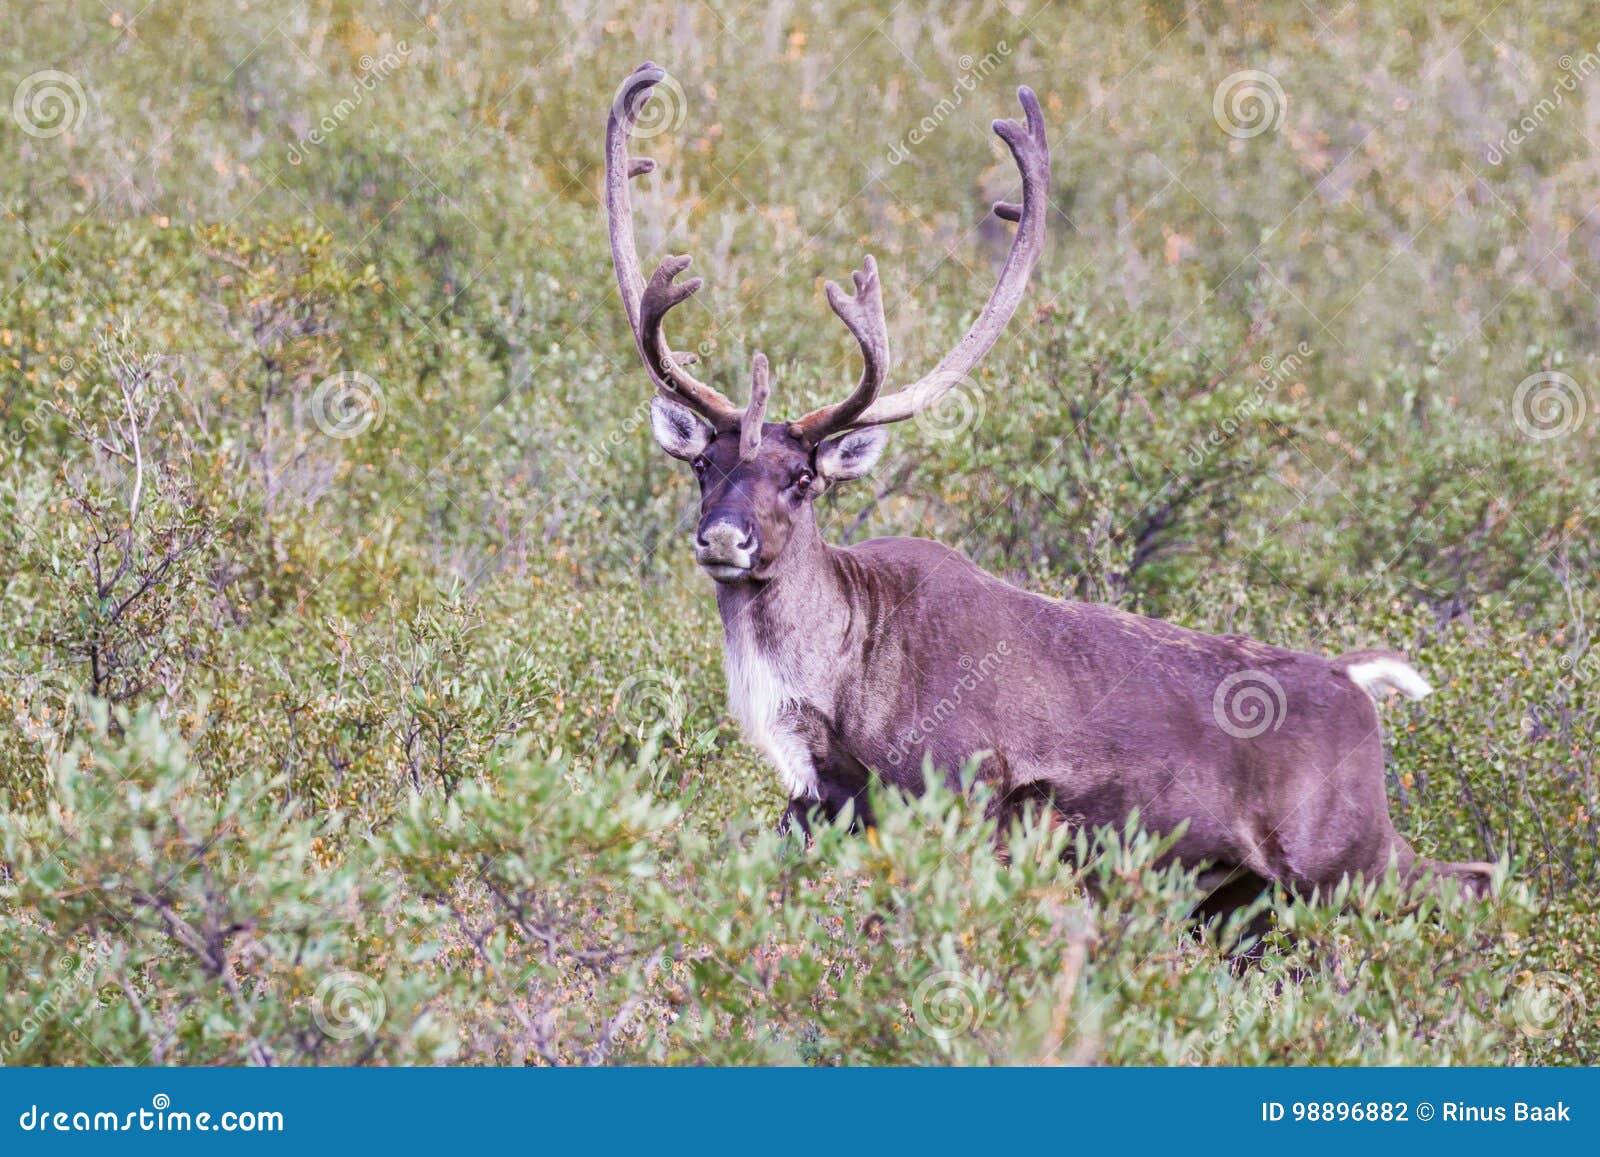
xmin=606 ymin=62 xmax=1048 ymax=585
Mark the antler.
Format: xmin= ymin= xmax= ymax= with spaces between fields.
xmin=787 ymin=256 xmax=889 ymax=444
xmin=606 ymin=62 xmax=743 ymax=431
xmin=790 ymin=86 xmax=1050 ymax=443
xmin=740 ymin=352 xmax=771 ymax=460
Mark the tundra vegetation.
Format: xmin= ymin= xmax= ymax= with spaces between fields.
xmin=1 ymin=1 xmax=1597 ymax=1065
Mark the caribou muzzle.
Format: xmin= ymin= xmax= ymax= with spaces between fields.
xmin=695 ymin=517 xmax=758 ymax=581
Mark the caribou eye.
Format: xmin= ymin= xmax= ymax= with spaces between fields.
xmin=692 ymin=456 xmax=709 ymax=476
xmin=791 ymin=470 xmax=813 ymax=493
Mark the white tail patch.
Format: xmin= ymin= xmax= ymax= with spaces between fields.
xmin=1343 ymin=658 xmax=1433 ymax=700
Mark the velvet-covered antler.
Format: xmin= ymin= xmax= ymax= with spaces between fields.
xmin=790 ymin=87 xmax=1050 ymax=442
xmin=605 ymin=62 xmax=743 ymax=431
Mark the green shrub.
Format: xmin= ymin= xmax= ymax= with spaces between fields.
xmin=2 ymin=0 xmax=1596 ymax=1068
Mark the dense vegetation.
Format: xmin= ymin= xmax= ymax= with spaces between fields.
xmin=2 ymin=1 xmax=1595 ymax=1065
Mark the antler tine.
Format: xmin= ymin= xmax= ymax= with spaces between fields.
xmin=793 ymin=86 xmax=1049 ymax=436
xmin=740 ymin=352 xmax=771 ymax=460
xmin=788 ymin=256 xmax=889 ymax=445
xmin=637 ymin=253 xmax=717 ymax=403
xmin=605 ymin=62 xmax=743 ymax=431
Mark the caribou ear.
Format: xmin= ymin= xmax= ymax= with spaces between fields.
xmin=815 ymin=426 xmax=889 ymax=483
xmin=650 ymin=395 xmax=714 ymax=461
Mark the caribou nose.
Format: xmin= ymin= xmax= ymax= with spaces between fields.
xmin=696 ymin=519 xmax=755 ymax=553
xmin=695 ymin=518 xmax=757 ymax=567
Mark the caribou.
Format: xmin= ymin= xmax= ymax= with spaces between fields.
xmin=605 ymin=62 xmax=1493 ymax=900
